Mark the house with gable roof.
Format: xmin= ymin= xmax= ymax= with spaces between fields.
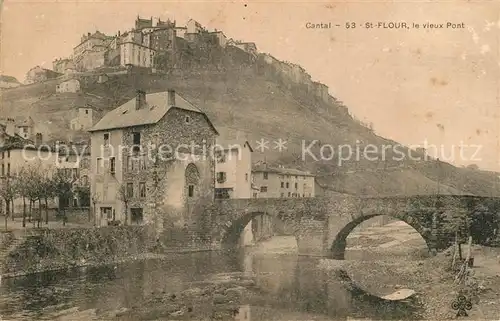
xmin=88 ymin=89 xmax=218 ymax=229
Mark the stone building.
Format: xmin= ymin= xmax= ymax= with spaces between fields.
xmin=25 ymin=66 xmax=61 ymax=84
xmin=214 ymin=139 xmax=253 ymax=199
xmin=13 ymin=116 xmax=35 ymax=140
xmin=53 ymin=58 xmax=73 ymax=74
xmin=88 ymin=89 xmax=218 ymax=231
xmin=251 ymin=164 xmax=316 ymax=198
xmin=72 ymin=31 xmax=117 ymax=71
xmin=56 ymin=143 xmax=91 ymax=207
xmin=56 ymin=79 xmax=81 ymax=93
xmin=70 ymin=106 xmax=97 ymax=130
xmin=1 ymin=124 xmax=59 ymax=211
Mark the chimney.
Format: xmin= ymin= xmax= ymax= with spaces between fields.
xmin=5 ymin=118 xmax=15 ymax=136
xmin=167 ymin=89 xmax=176 ymax=106
xmin=135 ymin=90 xmax=146 ymax=110
xmin=35 ymin=133 xmax=43 ymax=146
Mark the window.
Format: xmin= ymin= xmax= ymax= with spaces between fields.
xmin=131 ymin=208 xmax=143 ymax=224
xmin=85 ymin=110 xmax=89 ymax=114
xmin=260 ymin=186 xmax=267 ymax=192
xmin=281 ymin=182 xmax=284 ymax=188
xmin=286 ymin=182 xmax=289 ymax=188
xmin=133 ymin=132 xmax=141 ymax=145
xmin=295 ymin=182 xmax=298 ymax=189
xmin=1 ymin=164 xmax=4 ymax=176
xmin=100 ymin=207 xmax=113 ymax=220
xmin=96 ymin=158 xmax=102 ymax=174
xmin=104 ymin=133 xmax=110 ymax=146
xmin=288 ymin=192 xmax=291 ymax=197
xmin=110 ymin=157 xmax=116 ymax=174
xmin=139 ymin=182 xmax=146 ymax=198
xmin=245 ymin=173 xmax=248 ymax=182
xmin=188 ymin=185 xmax=194 ymax=197
xmin=215 ymin=188 xmax=232 ymax=199
xmin=263 ymin=172 xmax=268 ymax=180
xmin=126 ymin=183 xmax=134 ymax=198
xmin=126 ymin=156 xmax=135 ymax=172
xmin=216 ymin=172 xmax=226 ymax=183
xmin=185 ymin=116 xmax=190 ymax=123
xmin=7 ymin=150 xmax=10 ymax=158
xmin=216 ymin=151 xmax=226 ymax=163
xmin=140 ymin=155 xmax=147 ymax=170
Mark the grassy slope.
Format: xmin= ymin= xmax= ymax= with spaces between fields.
xmin=1 ymin=61 xmax=498 ymax=196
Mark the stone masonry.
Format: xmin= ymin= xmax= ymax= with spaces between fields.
xmin=204 ymin=195 xmax=500 ymax=258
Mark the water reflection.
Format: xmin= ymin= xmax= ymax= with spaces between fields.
xmin=0 ymin=245 xmax=424 ymax=320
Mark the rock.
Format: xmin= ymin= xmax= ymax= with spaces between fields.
xmin=236 ymin=279 xmax=255 ymax=287
xmin=224 ymin=286 xmax=245 ymax=300
xmin=169 ymin=309 xmax=185 ymax=317
xmin=213 ymin=294 xmax=231 ymax=305
xmin=182 ymin=287 xmax=204 ymax=297
xmin=114 ymin=307 xmax=130 ymax=317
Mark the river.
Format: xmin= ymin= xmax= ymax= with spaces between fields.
xmin=0 ymin=223 xmax=428 ymax=320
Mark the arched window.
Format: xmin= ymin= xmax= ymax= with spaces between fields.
xmin=185 ymin=163 xmax=200 ymax=198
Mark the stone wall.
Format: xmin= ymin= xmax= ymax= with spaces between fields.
xmin=1 ymin=225 xmax=155 ymax=277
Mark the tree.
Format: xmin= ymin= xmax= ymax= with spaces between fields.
xmin=39 ymin=172 xmax=55 ymax=225
xmin=117 ymin=183 xmax=130 ymax=225
xmin=24 ymin=167 xmax=44 ymax=228
xmin=52 ymin=170 xmax=74 ymax=226
xmin=0 ymin=174 xmax=18 ymax=230
xmin=16 ymin=166 xmax=32 ymax=227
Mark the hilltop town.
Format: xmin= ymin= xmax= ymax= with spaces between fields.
xmin=1 ymin=13 xmax=499 ymax=222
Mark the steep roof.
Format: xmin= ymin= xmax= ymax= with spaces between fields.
xmin=0 ymin=125 xmax=41 ymax=151
xmin=89 ymin=91 xmax=218 ymax=134
xmin=252 ymin=164 xmax=315 ymax=177
xmin=216 ymin=139 xmax=253 ymax=152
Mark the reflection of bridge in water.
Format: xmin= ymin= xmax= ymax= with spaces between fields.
xmin=207 ymin=194 xmax=500 ymax=258
xmin=227 ymin=248 xmax=424 ymax=320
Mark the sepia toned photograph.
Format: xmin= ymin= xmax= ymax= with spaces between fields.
xmin=0 ymin=0 xmax=500 ymax=320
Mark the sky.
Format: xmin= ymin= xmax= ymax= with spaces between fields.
xmin=1 ymin=0 xmax=499 ymax=171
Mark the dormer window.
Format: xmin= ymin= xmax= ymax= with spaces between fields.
xmin=185 ymin=116 xmax=190 ymax=123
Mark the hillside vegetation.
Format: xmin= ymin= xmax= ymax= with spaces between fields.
xmin=1 ymin=51 xmax=498 ymax=196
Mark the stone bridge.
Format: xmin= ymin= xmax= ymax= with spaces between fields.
xmin=206 ymin=195 xmax=500 ymax=258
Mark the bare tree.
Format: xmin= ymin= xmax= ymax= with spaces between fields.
xmin=0 ymin=174 xmax=18 ymax=230
xmin=39 ymin=172 xmax=55 ymax=225
xmin=52 ymin=170 xmax=74 ymax=226
xmin=117 ymin=183 xmax=130 ymax=225
xmin=16 ymin=166 xmax=31 ymax=227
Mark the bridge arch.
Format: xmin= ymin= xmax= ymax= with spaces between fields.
xmin=221 ymin=211 xmax=294 ymax=248
xmin=330 ymin=212 xmax=433 ymax=260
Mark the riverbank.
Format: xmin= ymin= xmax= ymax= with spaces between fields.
xmin=320 ymin=244 xmax=500 ymax=319
xmin=0 ymin=226 xmax=157 ymax=278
